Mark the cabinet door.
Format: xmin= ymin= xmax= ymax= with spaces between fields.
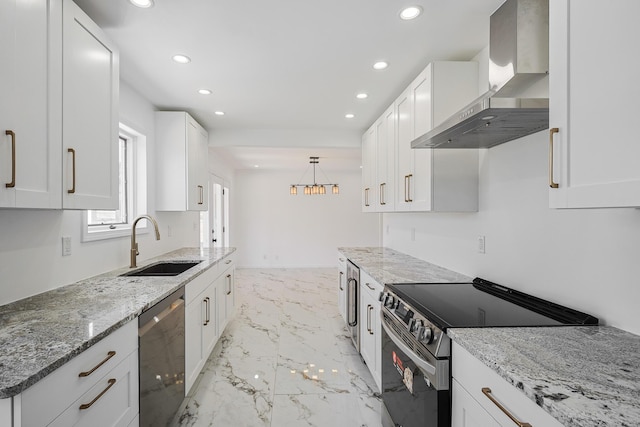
xmin=224 ymin=268 xmax=235 ymax=330
xmin=549 ymin=0 xmax=640 ymax=208
xmin=376 ymin=105 xmax=396 ymax=212
xmin=202 ymin=285 xmax=218 ymax=359
xmin=395 ymin=86 xmax=413 ymax=211
xmin=62 ymin=0 xmax=119 ymax=209
xmin=410 ymin=68 xmax=434 ymax=211
xmin=452 ymin=379 xmax=500 ymax=427
xmin=186 ymin=117 xmax=208 ymax=211
xmin=361 ymin=125 xmax=376 ymax=211
xmin=337 ymin=257 xmax=347 ymax=324
xmin=0 ymin=0 xmax=61 ymax=208
xmin=185 ymin=297 xmax=206 ymax=393
xmin=359 ymin=286 xmax=376 ymax=371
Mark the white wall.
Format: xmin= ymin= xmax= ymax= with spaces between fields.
xmin=0 ymin=82 xmax=200 ymax=306
xmin=235 ymin=168 xmax=380 ymax=267
xmin=383 ymin=47 xmax=640 ymax=335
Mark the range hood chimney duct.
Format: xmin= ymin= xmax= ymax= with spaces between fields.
xmin=412 ymin=0 xmax=549 ymax=149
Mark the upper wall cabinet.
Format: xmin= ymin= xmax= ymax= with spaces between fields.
xmin=395 ymin=62 xmax=479 ymax=212
xmin=0 ymin=0 xmax=119 ymax=210
xmin=361 ymin=123 xmax=377 ymax=212
xmin=156 ymin=112 xmax=209 ymax=211
xmin=376 ymin=105 xmax=396 ymax=212
xmin=0 ymin=0 xmax=61 ymax=208
xmin=62 ymin=0 xmax=120 ymax=210
xmin=549 ymin=0 xmax=640 ymax=208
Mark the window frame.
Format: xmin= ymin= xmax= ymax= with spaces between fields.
xmin=81 ymin=123 xmax=148 ymax=242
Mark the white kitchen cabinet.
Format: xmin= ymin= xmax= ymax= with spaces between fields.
xmin=185 ymin=266 xmax=218 ymax=394
xmin=156 ymin=112 xmax=209 ymax=211
xmin=549 ymin=0 xmax=640 ymax=208
xmin=337 ymin=254 xmax=347 ymax=324
xmin=361 ymin=125 xmax=377 ymax=212
xmin=395 ymin=62 xmax=479 ymax=212
xmin=451 ymin=342 xmax=564 ymax=427
xmin=217 ymin=255 xmax=236 ymax=334
xmin=358 ymin=270 xmax=383 ymax=392
xmin=0 ymin=0 xmax=61 ymax=209
xmin=62 ymin=0 xmax=119 ymax=210
xmin=14 ymin=320 xmax=138 ymax=427
xmin=375 ymin=104 xmax=396 ymax=212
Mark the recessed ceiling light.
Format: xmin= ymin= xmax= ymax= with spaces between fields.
xmin=214 ymin=111 xmax=225 ymax=116
xmin=373 ymin=61 xmax=388 ymax=70
xmin=345 ymin=113 xmax=355 ymax=119
xmin=172 ymin=54 xmax=191 ymax=64
xmin=129 ymin=0 xmax=154 ymax=8
xmin=399 ymin=6 xmax=423 ymax=20
xmin=356 ymin=93 xmax=368 ymax=99
xmin=198 ymin=89 xmax=212 ymax=95
xmin=254 ymin=165 xmax=259 ymax=168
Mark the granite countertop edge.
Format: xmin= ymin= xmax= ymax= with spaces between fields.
xmin=0 ymin=247 xmax=236 ymax=399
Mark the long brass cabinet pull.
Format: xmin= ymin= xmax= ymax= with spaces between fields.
xmin=78 ymin=351 xmax=116 ymax=377
xmin=549 ymin=128 xmax=559 ymax=189
xmin=339 ymin=271 xmax=344 ymax=290
xmin=379 ymin=183 xmax=386 ymax=205
xmin=481 ymin=387 xmax=532 ymax=427
xmin=79 ymin=378 xmax=116 ymax=410
xmin=404 ymin=174 xmax=413 ymax=202
xmin=368 ymin=305 xmax=374 ymax=335
xmin=203 ymin=297 xmax=209 ymax=325
xmin=226 ymin=274 xmax=232 ymax=295
xmin=198 ymin=185 xmax=204 ymax=204
xmin=5 ymin=130 xmax=15 ymax=188
xmin=364 ymin=188 xmax=370 ymax=206
xmin=366 ymin=304 xmax=372 ymax=334
xmin=68 ymin=148 xmax=76 ymax=193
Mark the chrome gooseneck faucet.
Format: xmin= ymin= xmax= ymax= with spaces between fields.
xmin=130 ymin=215 xmax=161 ymax=268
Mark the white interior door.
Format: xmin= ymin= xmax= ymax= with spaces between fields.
xmin=203 ymin=174 xmax=228 ymax=248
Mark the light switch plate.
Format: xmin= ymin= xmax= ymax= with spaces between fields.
xmin=62 ymin=236 xmax=72 ymax=256
xmin=477 ymin=235 xmax=486 ymax=254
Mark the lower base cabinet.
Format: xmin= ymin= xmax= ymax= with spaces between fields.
xmin=359 ymin=270 xmax=383 ymax=392
xmin=451 ymin=342 xmax=564 ymax=427
xmin=337 ymin=254 xmax=347 ymax=324
xmin=185 ymin=255 xmax=236 ymax=394
xmin=7 ymin=320 xmax=138 ymax=427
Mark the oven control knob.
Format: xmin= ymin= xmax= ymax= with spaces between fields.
xmin=410 ymin=319 xmax=422 ymax=333
xmin=385 ymin=295 xmax=395 ymax=308
xmin=419 ymin=327 xmax=434 ymax=344
xmin=378 ymin=291 xmax=385 ymax=302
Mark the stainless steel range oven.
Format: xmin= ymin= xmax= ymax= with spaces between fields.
xmin=380 ymin=278 xmax=598 ymax=427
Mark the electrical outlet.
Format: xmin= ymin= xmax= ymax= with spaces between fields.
xmin=477 ymin=235 xmax=486 ymax=254
xmin=62 ymin=236 xmax=72 ymax=256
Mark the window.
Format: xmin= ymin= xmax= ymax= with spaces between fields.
xmin=82 ymin=123 xmax=147 ymax=241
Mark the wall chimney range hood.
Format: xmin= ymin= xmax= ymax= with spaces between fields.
xmin=412 ymin=0 xmax=549 ymax=149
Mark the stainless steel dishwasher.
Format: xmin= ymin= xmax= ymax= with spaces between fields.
xmin=139 ymin=286 xmax=185 ymax=427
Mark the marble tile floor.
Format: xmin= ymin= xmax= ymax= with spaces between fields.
xmin=177 ymin=268 xmax=383 ymax=427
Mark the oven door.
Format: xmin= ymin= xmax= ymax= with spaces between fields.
xmin=381 ymin=310 xmax=450 ymax=427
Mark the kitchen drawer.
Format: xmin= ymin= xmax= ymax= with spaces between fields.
xmin=337 ymin=253 xmax=347 ymax=270
xmin=452 ymin=342 xmax=564 ymax=427
xmin=219 ymin=253 xmax=236 ymax=274
xmin=185 ymin=265 xmax=217 ymax=305
xmin=49 ymin=350 xmax=138 ymax=427
xmin=360 ymin=270 xmax=383 ymax=300
xmin=21 ymin=320 xmax=137 ymax=427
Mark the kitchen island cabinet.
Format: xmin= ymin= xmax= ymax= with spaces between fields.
xmin=549 ymin=0 xmax=640 ymax=208
xmin=337 ymin=254 xmax=347 ymax=324
xmin=358 ymin=270 xmax=383 ymax=392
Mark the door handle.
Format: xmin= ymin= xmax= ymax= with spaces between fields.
xmin=347 ymin=278 xmax=357 ymax=327
xmin=549 ymin=128 xmax=559 ymax=188
xmin=67 ymin=148 xmax=76 ymax=193
xmin=198 ymin=185 xmax=204 ymax=204
xmin=5 ymin=130 xmax=15 ymax=188
xmin=482 ymin=388 xmax=532 ymax=427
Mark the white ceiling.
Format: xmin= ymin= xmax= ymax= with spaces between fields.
xmin=75 ymin=0 xmax=504 ymax=170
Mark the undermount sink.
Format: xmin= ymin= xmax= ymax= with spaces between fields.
xmin=122 ymin=261 xmax=201 ymax=277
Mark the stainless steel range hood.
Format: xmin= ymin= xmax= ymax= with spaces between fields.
xmin=412 ymin=0 xmax=549 ymax=149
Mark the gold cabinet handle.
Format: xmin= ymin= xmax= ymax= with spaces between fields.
xmin=339 ymin=271 xmax=344 ymax=291
xmin=366 ymin=304 xmax=372 ymax=334
xmin=405 ymin=174 xmax=413 ymax=202
xmin=226 ymin=273 xmax=232 ymax=295
xmin=198 ymin=185 xmax=204 ymax=204
xmin=482 ymin=388 xmax=532 ymax=427
xmin=203 ymin=297 xmax=209 ymax=325
xmin=364 ymin=188 xmax=370 ymax=206
xmin=379 ymin=183 xmax=386 ymax=205
xmin=5 ymin=130 xmax=15 ymax=188
xmin=78 ymin=351 xmax=116 ymax=377
xmin=365 ymin=282 xmax=375 ymax=291
xmin=225 ymin=259 xmax=232 ymax=264
xmin=67 ymin=148 xmax=76 ymax=193
xmin=549 ymin=128 xmax=559 ymax=189
xmin=79 ymin=378 xmax=116 ymax=410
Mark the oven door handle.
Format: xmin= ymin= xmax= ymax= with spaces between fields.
xmin=381 ymin=317 xmax=436 ymax=376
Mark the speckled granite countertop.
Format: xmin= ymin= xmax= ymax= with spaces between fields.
xmin=338 ymin=247 xmax=471 ymax=284
xmin=449 ymin=326 xmax=640 ymax=427
xmin=0 ymin=247 xmax=235 ymax=399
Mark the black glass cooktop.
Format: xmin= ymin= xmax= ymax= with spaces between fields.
xmin=388 ymin=278 xmax=598 ymax=330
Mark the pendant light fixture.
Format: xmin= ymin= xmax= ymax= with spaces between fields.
xmin=290 ymin=157 xmax=339 ymax=196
